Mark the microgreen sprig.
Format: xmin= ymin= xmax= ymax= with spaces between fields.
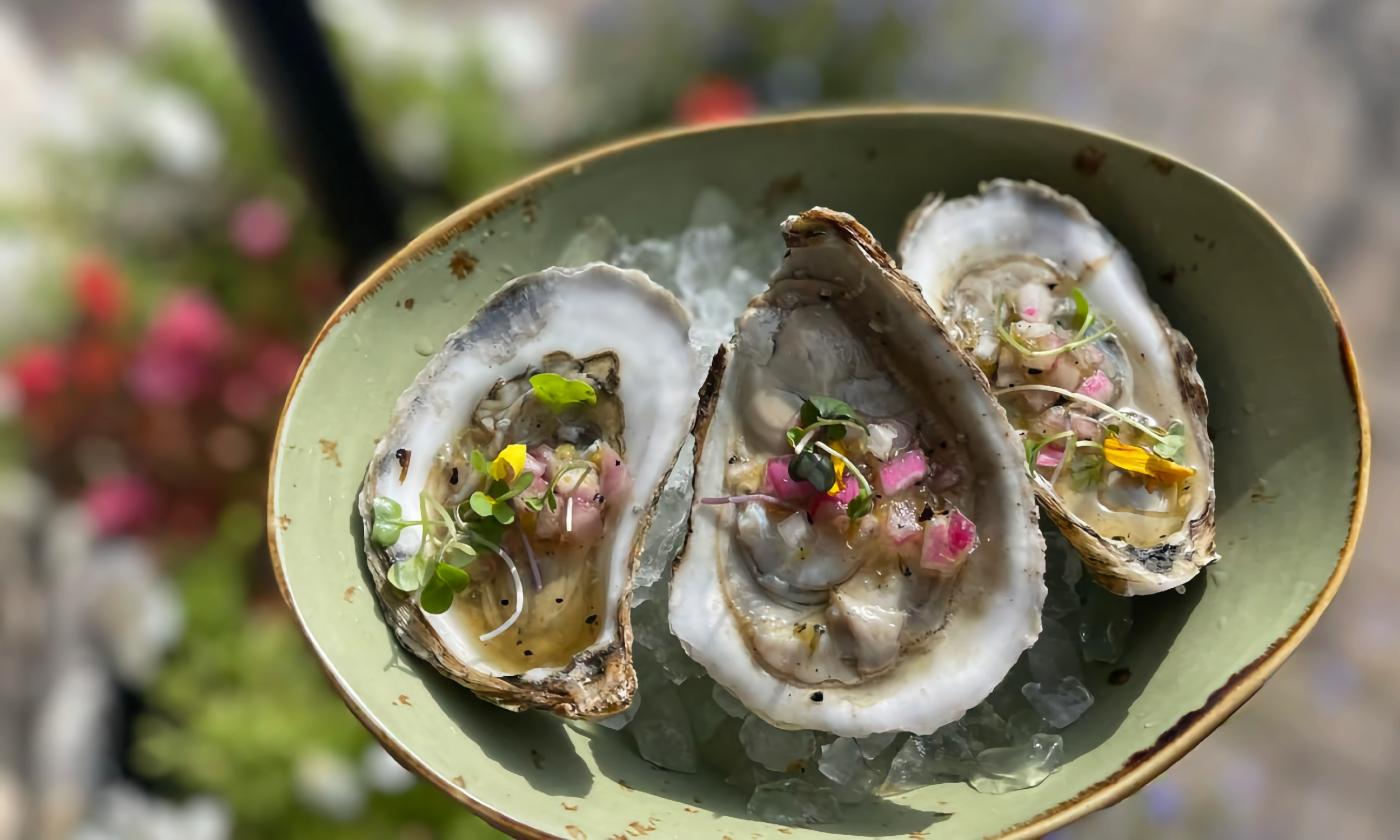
xmin=779 ymin=396 xmax=876 ymax=520
xmin=372 ymin=444 xmax=542 ymax=617
xmin=529 ymin=372 xmax=597 ymax=413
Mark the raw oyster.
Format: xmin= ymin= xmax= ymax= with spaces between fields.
xmin=900 ymin=179 xmax=1216 ymax=595
xmin=358 ymin=264 xmax=703 ymax=718
xmin=670 ymin=209 xmax=1046 ymax=737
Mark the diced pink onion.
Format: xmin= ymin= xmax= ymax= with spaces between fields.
xmin=1077 ymin=369 xmax=1114 ymax=402
xmin=766 ymin=456 xmax=816 ymax=501
xmin=920 ymin=508 xmax=979 ymax=573
xmin=884 ymin=504 xmax=921 ymax=545
xmin=877 ymin=450 xmax=928 ymax=495
xmin=1035 ymin=445 xmax=1065 ymax=468
xmin=597 ymin=443 xmax=630 ymax=502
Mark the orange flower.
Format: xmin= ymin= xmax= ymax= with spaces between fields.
xmin=1103 ymin=436 xmax=1195 ymax=483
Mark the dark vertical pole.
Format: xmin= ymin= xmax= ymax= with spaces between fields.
xmin=213 ymin=0 xmax=402 ymax=282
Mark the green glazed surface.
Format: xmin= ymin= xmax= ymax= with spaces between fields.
xmin=269 ymin=109 xmax=1367 ymax=839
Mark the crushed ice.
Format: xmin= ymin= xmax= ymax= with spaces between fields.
xmin=556 ymin=192 xmax=1135 ymax=825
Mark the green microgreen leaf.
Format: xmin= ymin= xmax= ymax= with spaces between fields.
xmin=529 ymin=372 xmax=597 ymax=413
xmin=491 ymin=500 xmax=516 ymax=525
xmin=435 ymin=562 xmax=471 ymax=593
xmin=523 ymin=496 xmax=546 ymax=512
xmin=388 ymin=549 xmax=433 ymax=593
xmin=371 ymin=520 xmax=405 ymax=546
xmin=800 ymin=396 xmax=860 ymax=426
xmin=372 ymin=496 xmax=402 ymax=521
xmin=495 ymin=471 xmax=535 ymax=503
xmin=1072 ymin=288 xmax=1091 ymax=330
xmin=471 ymin=516 xmax=506 ymax=547
xmin=470 ymin=449 xmax=490 ymax=476
xmin=789 ymin=449 xmax=836 ymax=493
xmin=419 ymin=572 xmax=454 ymax=614
xmin=847 ymin=494 xmax=873 ymax=520
xmin=468 ymin=492 xmax=495 ymax=518
xmin=1070 ymin=449 xmax=1105 ymax=491
xmin=786 ymin=427 xmax=803 ymax=448
xmin=1151 ymin=420 xmax=1187 ymax=462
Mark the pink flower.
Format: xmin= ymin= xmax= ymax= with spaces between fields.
xmin=675 ymin=77 xmax=756 ymax=125
xmin=230 ymin=198 xmax=291 ymax=260
xmin=83 ymin=474 xmax=159 ymax=536
xmin=8 ymin=345 xmax=66 ymax=404
xmin=73 ymin=254 xmax=127 ymax=324
xmin=253 ymin=341 xmax=303 ymax=392
xmin=129 ymin=292 xmax=230 ymax=404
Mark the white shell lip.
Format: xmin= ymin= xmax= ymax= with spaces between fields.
xmin=899 ymin=179 xmax=1217 ymax=596
xmin=670 ymin=208 xmax=1046 ymax=737
xmin=358 ymin=262 xmax=704 ymax=718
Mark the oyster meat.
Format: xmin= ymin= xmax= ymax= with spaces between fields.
xmin=670 ymin=209 xmax=1046 ymax=737
xmin=899 ymin=179 xmax=1216 ymax=595
xmin=359 ymin=263 xmax=703 ymax=718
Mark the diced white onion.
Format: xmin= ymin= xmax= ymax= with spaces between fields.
xmin=866 ymin=422 xmax=897 ymax=461
xmin=777 ymin=511 xmax=812 ymax=549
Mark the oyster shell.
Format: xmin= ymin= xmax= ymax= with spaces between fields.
xmin=359 ymin=263 xmax=702 ymax=718
xmin=899 ymin=179 xmax=1216 ymax=595
xmin=670 ymin=209 xmax=1045 ymax=737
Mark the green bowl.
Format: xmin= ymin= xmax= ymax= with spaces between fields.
xmin=268 ymin=108 xmax=1368 ymax=838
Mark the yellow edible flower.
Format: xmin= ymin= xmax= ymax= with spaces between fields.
xmin=489 ymin=443 xmax=527 ymax=481
xmin=826 ymin=442 xmax=847 ymax=495
xmin=1103 ymin=436 xmax=1195 ymax=484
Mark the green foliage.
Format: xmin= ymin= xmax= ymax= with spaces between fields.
xmin=133 ymin=504 xmax=501 ymax=839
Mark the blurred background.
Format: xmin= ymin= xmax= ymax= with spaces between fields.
xmin=0 ymin=0 xmax=1392 ymax=838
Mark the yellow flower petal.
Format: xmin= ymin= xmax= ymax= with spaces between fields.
xmin=489 ymin=443 xmax=527 ymax=481
xmin=1103 ymin=436 xmax=1195 ymax=483
xmin=826 ymin=442 xmax=847 ymax=495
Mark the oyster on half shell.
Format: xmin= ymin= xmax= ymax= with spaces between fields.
xmin=359 ymin=263 xmax=703 ymax=718
xmin=670 ymin=209 xmax=1046 ymax=737
xmin=900 ymin=179 xmax=1216 ymax=595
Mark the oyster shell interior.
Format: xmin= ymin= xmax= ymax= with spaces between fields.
xmin=358 ymin=263 xmax=701 ymax=717
xmin=900 ymin=179 xmax=1216 ymax=595
xmin=670 ymin=209 xmax=1045 ymax=737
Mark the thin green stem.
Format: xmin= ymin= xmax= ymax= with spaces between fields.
xmin=814 ymin=441 xmax=872 ymax=498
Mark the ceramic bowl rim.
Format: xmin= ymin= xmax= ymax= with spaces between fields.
xmin=266 ymin=105 xmax=1370 ymax=840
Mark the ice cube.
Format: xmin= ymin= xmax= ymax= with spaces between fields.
xmin=1079 ymin=584 xmax=1133 ymax=663
xmin=883 ymin=726 xmax=977 ymax=792
xmin=1007 ymin=709 xmax=1052 ymax=744
xmin=679 ymin=677 xmax=728 ymax=742
xmin=856 ymin=731 xmax=898 ymax=761
xmin=596 ymin=695 xmax=640 ymax=731
xmin=689 ymin=187 xmax=745 ymax=230
xmin=1028 ymin=619 xmax=1084 ymax=683
xmin=631 ymin=439 xmax=694 ymax=605
xmin=817 ymin=738 xmax=884 ymax=799
xmin=960 ymin=702 xmax=1011 ymax=751
xmin=628 ymin=684 xmax=698 ymax=773
xmin=969 ymin=734 xmax=1064 ymax=794
xmin=557 ymin=215 xmax=618 ymax=266
xmin=739 ymin=715 xmax=816 ymax=773
xmin=631 ymin=599 xmax=703 ymax=684
xmin=615 ymin=238 xmax=679 ymax=285
xmin=1021 ymin=675 xmax=1095 ymax=729
xmin=746 ymin=778 xmax=842 ymax=826
xmin=712 ymin=684 xmax=750 ymax=719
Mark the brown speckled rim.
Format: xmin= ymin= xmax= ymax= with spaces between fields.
xmin=266 ymin=106 xmax=1370 ymax=840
